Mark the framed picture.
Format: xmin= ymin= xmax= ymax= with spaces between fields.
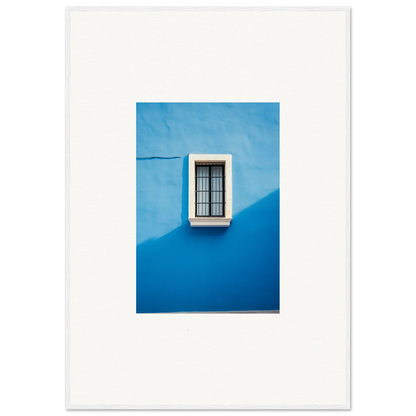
xmin=66 ymin=7 xmax=350 ymax=409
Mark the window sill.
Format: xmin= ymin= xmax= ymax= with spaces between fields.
xmin=189 ymin=217 xmax=232 ymax=227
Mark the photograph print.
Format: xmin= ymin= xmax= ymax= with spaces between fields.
xmin=136 ymin=103 xmax=279 ymax=313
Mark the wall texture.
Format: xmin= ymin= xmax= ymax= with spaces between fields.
xmin=136 ymin=103 xmax=279 ymax=312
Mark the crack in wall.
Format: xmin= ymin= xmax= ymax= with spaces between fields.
xmin=136 ymin=156 xmax=182 ymax=160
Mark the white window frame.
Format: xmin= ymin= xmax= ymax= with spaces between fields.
xmin=188 ymin=154 xmax=232 ymax=227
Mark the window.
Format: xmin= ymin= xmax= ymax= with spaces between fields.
xmin=195 ymin=164 xmax=225 ymax=217
xmin=188 ymin=154 xmax=232 ymax=227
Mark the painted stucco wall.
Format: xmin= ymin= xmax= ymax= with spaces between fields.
xmin=136 ymin=103 xmax=279 ymax=312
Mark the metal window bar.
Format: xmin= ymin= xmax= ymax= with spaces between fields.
xmin=195 ymin=164 xmax=225 ymax=217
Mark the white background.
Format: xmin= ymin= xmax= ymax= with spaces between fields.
xmin=69 ymin=8 xmax=348 ymax=408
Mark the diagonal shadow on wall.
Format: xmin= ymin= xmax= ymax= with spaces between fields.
xmin=136 ymin=189 xmax=280 ymax=313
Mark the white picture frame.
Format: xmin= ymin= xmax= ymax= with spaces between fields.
xmin=66 ymin=7 xmax=350 ymax=409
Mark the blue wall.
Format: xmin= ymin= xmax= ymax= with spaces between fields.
xmin=136 ymin=103 xmax=279 ymax=313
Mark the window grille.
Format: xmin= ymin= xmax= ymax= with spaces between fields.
xmin=195 ymin=163 xmax=225 ymax=217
